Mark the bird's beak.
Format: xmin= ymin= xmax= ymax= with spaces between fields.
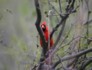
xmin=41 ymin=25 xmax=46 ymax=32
xmin=41 ymin=25 xmax=44 ymax=29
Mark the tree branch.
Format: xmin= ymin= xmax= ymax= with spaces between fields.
xmin=80 ymin=58 xmax=92 ymax=70
xmin=34 ymin=0 xmax=48 ymax=69
xmin=35 ymin=0 xmax=46 ymax=48
xmin=52 ymin=47 xmax=92 ymax=68
xmin=59 ymin=0 xmax=62 ymax=13
xmin=34 ymin=0 xmax=49 ymax=59
xmin=50 ymin=14 xmax=69 ymax=39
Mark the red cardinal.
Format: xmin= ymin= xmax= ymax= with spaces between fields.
xmin=40 ymin=21 xmax=54 ymax=49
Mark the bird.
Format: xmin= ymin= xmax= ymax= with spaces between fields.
xmin=40 ymin=21 xmax=54 ymax=49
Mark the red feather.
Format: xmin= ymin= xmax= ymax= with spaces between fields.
xmin=40 ymin=21 xmax=54 ymax=49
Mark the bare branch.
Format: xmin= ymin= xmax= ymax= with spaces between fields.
xmin=57 ymin=36 xmax=86 ymax=52
xmin=52 ymin=47 xmax=92 ymax=68
xmin=80 ymin=58 xmax=92 ymax=70
xmin=50 ymin=14 xmax=69 ymax=39
xmin=35 ymin=0 xmax=46 ymax=48
xmin=34 ymin=0 xmax=49 ymax=69
xmin=48 ymin=2 xmax=63 ymax=17
xmin=50 ymin=0 xmax=77 ymax=40
xmin=59 ymin=0 xmax=62 ymax=13
xmin=58 ymin=24 xmax=73 ymax=48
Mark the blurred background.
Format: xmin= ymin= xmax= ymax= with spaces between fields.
xmin=0 ymin=0 xmax=40 ymax=70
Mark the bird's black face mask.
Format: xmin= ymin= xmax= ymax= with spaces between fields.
xmin=41 ymin=24 xmax=46 ymax=32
